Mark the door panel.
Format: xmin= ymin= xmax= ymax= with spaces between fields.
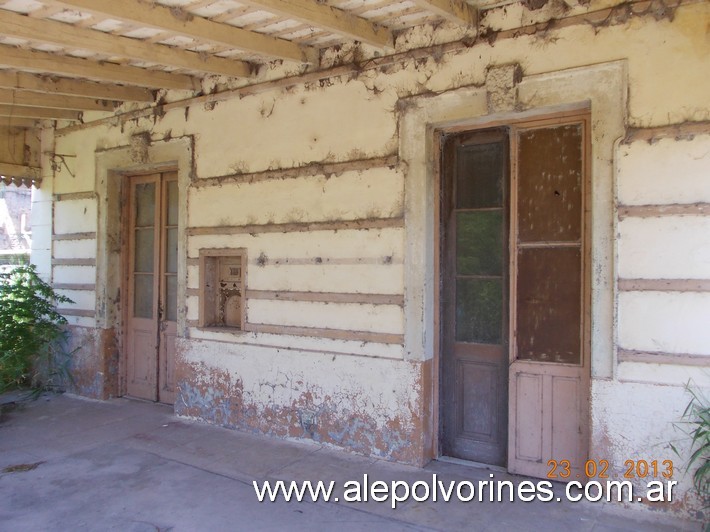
xmin=516 ymin=247 xmax=582 ymax=364
xmin=516 ymin=125 xmax=583 ymax=242
xmin=126 ymin=175 xmax=160 ymax=402
xmin=158 ymin=175 xmax=178 ymax=404
xmin=508 ymin=120 xmax=589 ymax=479
xmin=459 ymin=360 xmax=502 ymax=441
xmin=551 ymin=375 xmax=584 ymax=460
xmin=128 ymin=325 xmax=157 ymax=399
xmin=514 ymin=372 xmax=543 ymax=462
xmin=441 ymin=128 xmax=509 ymax=466
xmin=125 ymin=172 xmax=178 ymax=405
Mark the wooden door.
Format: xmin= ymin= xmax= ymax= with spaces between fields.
xmin=507 ymin=119 xmax=590 ymax=478
xmin=440 ymin=116 xmax=590 ymax=476
xmin=441 ymin=128 xmax=510 ymax=466
xmin=125 ymin=172 xmax=178 ymax=404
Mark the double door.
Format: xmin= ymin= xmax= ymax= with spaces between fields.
xmin=441 ymin=116 xmax=590 ymax=479
xmin=125 ymin=171 xmax=178 ymax=404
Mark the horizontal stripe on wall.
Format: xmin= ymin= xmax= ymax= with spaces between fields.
xmin=185 ymin=320 xmax=402 ymax=345
xmin=192 ymin=155 xmax=398 ymax=188
xmin=186 ymin=217 xmax=404 ymax=237
xmin=57 ymin=308 xmax=94 ymax=317
xmin=247 ymin=290 xmax=404 ymax=306
xmin=618 ymin=203 xmax=710 ymax=220
xmin=618 ymin=279 xmax=710 ymax=293
xmin=618 ymin=348 xmax=709 ymax=367
xmin=185 ymin=288 xmax=403 ymax=306
xmin=53 ymin=283 xmax=96 ymax=291
xmin=623 ymin=120 xmax=710 ymax=144
xmin=53 ymin=232 xmax=96 ymax=241
xmin=244 ymin=323 xmax=403 ymax=345
xmin=54 ymin=191 xmax=96 ymax=202
xmin=52 ymin=258 xmax=96 ymax=266
xmin=186 ymin=256 xmax=400 ymax=267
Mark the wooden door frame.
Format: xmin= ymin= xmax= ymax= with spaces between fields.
xmin=434 ymin=109 xmax=592 ymax=467
xmin=119 ymin=166 xmax=179 ymax=399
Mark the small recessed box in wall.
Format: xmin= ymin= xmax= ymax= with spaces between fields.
xmin=199 ymin=249 xmax=246 ymax=330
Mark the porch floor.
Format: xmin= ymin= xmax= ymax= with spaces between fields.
xmin=0 ymin=392 xmax=703 ymax=531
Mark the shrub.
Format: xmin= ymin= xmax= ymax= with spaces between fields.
xmin=672 ymin=384 xmax=710 ymax=507
xmin=0 ymin=264 xmax=73 ymax=393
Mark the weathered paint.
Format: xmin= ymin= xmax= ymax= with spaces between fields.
xmin=31 ymin=1 xmax=710 ymax=520
xmin=591 ymin=379 xmax=707 ymax=520
xmin=174 ymin=338 xmax=430 ymax=465
xmin=61 ymin=325 xmax=118 ymax=400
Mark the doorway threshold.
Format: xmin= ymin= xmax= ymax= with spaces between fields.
xmin=436 ymin=455 xmax=507 ymax=473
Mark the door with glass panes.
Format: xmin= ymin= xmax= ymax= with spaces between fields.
xmin=440 ymin=115 xmax=590 ymax=478
xmin=125 ymin=172 xmax=178 ymax=404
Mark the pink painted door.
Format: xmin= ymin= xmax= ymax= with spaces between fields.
xmin=507 ymin=119 xmax=590 ymax=479
xmin=126 ymin=172 xmax=178 ymax=404
xmin=158 ymin=177 xmax=178 ymax=405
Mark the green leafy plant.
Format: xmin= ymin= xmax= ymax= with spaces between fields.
xmin=671 ymin=383 xmax=710 ymax=507
xmin=0 ymin=264 xmax=74 ymax=394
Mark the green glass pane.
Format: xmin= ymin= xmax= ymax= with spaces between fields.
xmin=134 ymin=228 xmax=154 ymax=273
xmin=455 ymin=278 xmax=503 ymax=344
xmin=135 ymin=182 xmax=155 ymax=227
xmin=166 ymin=275 xmax=177 ymax=322
xmin=134 ymin=274 xmax=153 ymax=319
xmin=167 ymin=180 xmax=179 ymax=226
xmin=456 ymin=141 xmax=504 ymax=209
xmin=456 ymin=210 xmax=503 ymax=276
xmin=166 ymin=227 xmax=178 ymax=274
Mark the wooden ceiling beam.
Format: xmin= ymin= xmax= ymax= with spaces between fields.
xmin=244 ymin=0 xmax=394 ymax=49
xmin=26 ymin=4 xmax=65 ymax=18
xmin=0 ymin=163 xmax=40 ymax=181
xmin=0 ymin=88 xmax=117 ymax=111
xmin=0 ymin=45 xmax=199 ymax=90
xmin=48 ymin=0 xmax=315 ymax=64
xmin=0 ymin=8 xmax=251 ymax=78
xmin=0 ymin=116 xmax=39 ymax=129
xmin=0 ymin=71 xmax=154 ymax=102
xmin=410 ymin=0 xmax=477 ymax=26
xmin=0 ymin=104 xmax=81 ymax=121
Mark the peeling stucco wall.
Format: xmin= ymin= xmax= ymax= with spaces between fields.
xmin=175 ymin=339 xmax=432 ymax=465
xmin=34 ymin=0 xmax=710 ymax=519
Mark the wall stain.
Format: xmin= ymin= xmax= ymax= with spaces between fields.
xmin=174 ymin=354 xmax=429 ymax=465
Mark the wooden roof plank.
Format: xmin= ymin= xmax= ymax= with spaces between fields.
xmin=0 ymin=162 xmax=40 ymax=180
xmin=0 ymin=88 xmax=118 ymax=111
xmin=0 ymin=71 xmax=154 ymax=102
xmin=49 ymin=0 xmax=315 ymax=64
xmin=0 ymin=45 xmax=199 ymax=90
xmin=0 ymin=116 xmax=39 ymax=128
xmin=0 ymin=103 xmax=81 ymax=120
xmin=244 ymin=0 xmax=394 ymax=48
xmin=0 ymin=8 xmax=252 ymax=77
xmin=410 ymin=0 xmax=477 ymax=26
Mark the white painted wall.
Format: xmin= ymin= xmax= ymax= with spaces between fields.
xmin=45 ymin=1 xmax=710 ymax=517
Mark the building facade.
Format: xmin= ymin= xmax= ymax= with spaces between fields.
xmin=26 ymin=1 xmax=710 ymax=520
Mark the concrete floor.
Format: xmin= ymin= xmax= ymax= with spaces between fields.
xmin=0 ymin=392 xmax=703 ymax=532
